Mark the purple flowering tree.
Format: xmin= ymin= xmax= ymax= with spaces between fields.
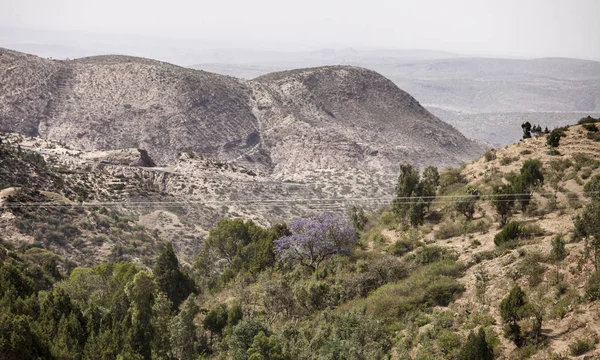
xmin=274 ymin=213 xmax=357 ymax=272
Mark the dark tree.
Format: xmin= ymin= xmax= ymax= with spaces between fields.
xmin=154 ymin=242 xmax=195 ymax=310
xmin=204 ymin=304 xmax=229 ymax=339
xmin=500 ymin=285 xmax=528 ymax=346
xmin=349 ymin=205 xmax=368 ymax=231
xmin=457 ymin=328 xmax=494 ymax=360
xmin=492 ymin=184 xmax=515 ymax=225
xmin=521 ymin=122 xmax=532 ymax=139
xmin=455 ymin=186 xmax=480 ymax=221
xmin=547 ymin=129 xmax=562 ymax=147
xmin=393 ymin=164 xmax=421 ymax=217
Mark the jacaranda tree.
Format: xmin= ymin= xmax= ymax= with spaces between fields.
xmin=274 ymin=213 xmax=357 ymax=272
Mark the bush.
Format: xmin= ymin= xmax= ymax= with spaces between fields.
xmin=500 ymin=156 xmax=518 ymax=166
xmin=578 ymin=116 xmax=599 ymax=125
xmin=585 ymin=271 xmax=600 ymax=301
xmin=569 ymin=338 xmax=594 ymax=356
xmin=228 ymin=319 xmax=270 ymax=360
xmin=550 ymin=234 xmax=567 ymax=261
xmin=392 ymin=239 xmax=415 ymax=256
xmin=584 ymin=174 xmax=600 ymax=201
xmin=583 ymin=123 xmax=599 ymax=132
xmin=435 ymin=221 xmax=463 ymax=240
xmin=484 ymin=150 xmax=497 ymax=162
xmin=494 ymin=222 xmax=525 ymax=247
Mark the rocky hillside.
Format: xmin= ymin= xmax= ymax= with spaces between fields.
xmin=363 ymin=119 xmax=600 ymax=358
xmin=0 ymin=47 xmax=483 ymax=173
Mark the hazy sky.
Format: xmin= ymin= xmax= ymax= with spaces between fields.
xmin=1 ymin=0 xmax=599 ymax=60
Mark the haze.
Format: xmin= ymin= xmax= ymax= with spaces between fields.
xmin=1 ymin=0 xmax=600 ymax=62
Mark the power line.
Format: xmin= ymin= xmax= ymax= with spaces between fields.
xmin=2 ymin=190 xmax=598 ymax=208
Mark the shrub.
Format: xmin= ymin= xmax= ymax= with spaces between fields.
xmin=584 ymin=174 xmax=600 ymax=200
xmin=583 ymin=123 xmax=599 ymax=132
xmin=392 ymin=239 xmax=415 ymax=256
xmin=550 ymin=234 xmax=567 ymax=261
xmin=500 ymin=156 xmax=518 ymax=166
xmin=520 ymin=149 xmax=532 ymax=155
xmin=548 ymin=148 xmax=561 ymax=156
xmin=585 ymin=271 xmax=600 ymax=301
xmin=494 ymin=222 xmax=525 ymax=247
xmin=587 ymin=131 xmax=600 ymax=142
xmin=439 ymin=167 xmax=467 ymax=194
xmin=484 ymin=150 xmax=497 ymax=162
xmin=569 ymin=338 xmax=594 ymax=356
xmin=572 ymin=153 xmax=600 ymax=170
xmin=435 ymin=221 xmax=463 ymax=240
xmin=578 ymin=116 xmax=599 ymax=125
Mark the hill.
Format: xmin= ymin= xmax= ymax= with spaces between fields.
xmin=193 ymin=57 xmax=600 ymax=146
xmin=2 ymin=117 xmax=600 ymax=359
xmin=0 ymin=47 xmax=483 ymax=171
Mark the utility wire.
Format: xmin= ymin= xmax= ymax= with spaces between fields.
xmin=2 ymin=190 xmax=598 ymax=208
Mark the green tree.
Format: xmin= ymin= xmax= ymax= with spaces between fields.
xmin=574 ymin=201 xmax=600 ymax=270
xmin=409 ymin=198 xmax=425 ymax=227
xmin=499 ymin=286 xmax=528 ymax=346
xmin=229 ymin=319 xmax=270 ymax=360
xmin=547 ymin=129 xmax=562 ymax=147
xmin=492 ymin=184 xmax=515 ymax=225
xmin=0 ymin=313 xmax=51 ymax=359
xmin=349 ymin=206 xmax=368 ymax=231
xmin=247 ymin=331 xmax=291 ymax=360
xmin=170 ymin=295 xmax=199 ymax=360
xmin=124 ymin=270 xmax=156 ymax=359
xmin=551 ymin=234 xmax=567 ymax=261
xmin=457 ymin=328 xmax=494 ymax=360
xmin=520 ymin=159 xmax=544 ymax=188
xmin=154 ymin=242 xmax=195 ymax=310
xmin=422 ymin=165 xmax=440 ymax=211
xmin=151 ymin=292 xmax=174 ymax=359
xmin=393 ymin=164 xmax=421 ymax=217
xmin=455 ymin=186 xmax=480 ymax=220
xmin=228 ymin=301 xmax=244 ymax=327
xmin=204 ymin=304 xmax=229 ymax=339
xmin=513 ymin=159 xmax=544 ymax=212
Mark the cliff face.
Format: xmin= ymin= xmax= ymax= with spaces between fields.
xmin=0 ymin=48 xmax=483 ymax=172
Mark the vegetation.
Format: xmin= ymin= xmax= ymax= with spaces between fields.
xmin=3 ymin=116 xmax=600 ymax=359
xmin=392 ymin=164 xmax=439 ymax=227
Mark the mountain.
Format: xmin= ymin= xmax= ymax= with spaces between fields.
xmin=193 ymin=57 xmax=600 ymax=146
xmin=0 ymin=47 xmax=483 ymax=172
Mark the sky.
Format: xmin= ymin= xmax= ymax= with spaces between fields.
xmin=1 ymin=0 xmax=599 ymax=61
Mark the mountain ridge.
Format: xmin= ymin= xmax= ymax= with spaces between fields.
xmin=0 ymin=47 xmax=483 ymax=173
